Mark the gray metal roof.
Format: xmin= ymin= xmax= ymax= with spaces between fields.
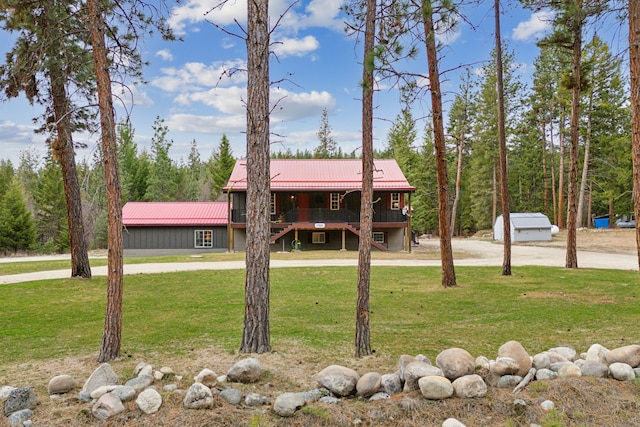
xmin=507 ymin=213 xmax=552 ymax=230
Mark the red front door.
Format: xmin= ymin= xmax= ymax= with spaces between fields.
xmin=297 ymin=193 xmax=309 ymax=221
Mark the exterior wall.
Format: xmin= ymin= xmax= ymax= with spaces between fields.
xmin=124 ymin=226 xmax=227 ymax=250
xmin=512 ymin=228 xmax=551 ymax=242
xmin=384 ymin=227 xmax=406 ymax=251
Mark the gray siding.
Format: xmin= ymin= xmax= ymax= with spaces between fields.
xmin=124 ymin=226 xmax=227 ymax=250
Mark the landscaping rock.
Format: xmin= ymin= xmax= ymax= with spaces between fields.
xmin=47 ymin=375 xmax=75 ymax=395
xmin=609 ymin=362 xmax=636 ymax=381
xmin=491 ymin=357 xmax=520 ymax=376
xmin=442 ymin=418 xmax=466 ymax=427
xmin=452 ymin=374 xmax=487 ymax=398
xmin=356 ymin=372 xmax=381 ymax=398
xmin=245 ymin=392 xmax=267 ymax=406
xmin=497 ymin=375 xmax=522 ymax=388
xmin=369 ymin=392 xmax=390 ymax=401
xmin=125 ymin=374 xmax=154 ymax=392
xmin=227 ymin=358 xmax=262 ymax=383
xmin=532 ymin=353 xmax=551 ymax=370
xmin=418 ymin=376 xmax=453 ymax=400
xmin=194 ymin=368 xmax=218 ymax=388
xmin=3 ymin=388 xmax=38 ymax=417
xmin=92 ymin=393 xmax=124 ymax=420
xmin=585 ymin=344 xmax=609 ymax=363
xmin=436 ymin=348 xmax=475 ymax=381
xmin=7 ymin=408 xmax=32 ymax=426
xmin=0 ymin=386 xmax=16 ymax=402
xmin=605 ymin=345 xmax=640 ymax=368
xmin=403 ymin=361 xmax=443 ymax=392
xmin=541 ymin=400 xmax=555 ymax=410
xmin=220 ymin=387 xmax=242 ymax=405
xmin=580 ymin=360 xmax=609 ymax=378
xmin=381 ymin=373 xmax=402 ymax=395
xmin=90 ymin=385 xmax=118 ymax=400
xmin=80 ymin=363 xmax=119 ymax=401
xmin=183 ymin=383 xmax=214 ymax=409
xmin=136 ymin=388 xmax=162 ymax=414
xmin=111 ymin=385 xmax=136 ymax=402
xmin=535 ymin=369 xmax=558 ymax=381
xmin=316 ymin=365 xmax=359 ymax=397
xmin=273 ymin=392 xmax=306 ymax=417
xmin=557 ymin=364 xmax=581 ymax=378
xmin=498 ymin=341 xmax=531 ymax=377
xmin=548 ymin=346 xmax=577 ymax=361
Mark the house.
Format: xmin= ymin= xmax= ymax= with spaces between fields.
xmin=493 ymin=213 xmax=553 ymax=242
xmin=223 ymin=159 xmax=416 ymax=252
xmin=122 ymin=202 xmax=228 ymax=254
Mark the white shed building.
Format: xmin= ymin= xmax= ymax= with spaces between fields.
xmin=493 ymin=213 xmax=553 ymax=242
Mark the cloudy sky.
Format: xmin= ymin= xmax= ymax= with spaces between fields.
xmin=0 ymin=1 xmax=617 ymax=167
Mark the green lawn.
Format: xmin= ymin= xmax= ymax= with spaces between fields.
xmin=0 ymin=265 xmax=638 ymax=367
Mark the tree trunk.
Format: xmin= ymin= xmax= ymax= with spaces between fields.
xmin=450 ymin=133 xmax=464 ymax=238
xmin=558 ymin=113 xmax=565 ymax=229
xmin=565 ymin=0 xmax=583 ymax=269
xmin=241 ymin=0 xmax=271 ymax=354
xmin=550 ymin=118 xmax=558 ymax=225
xmin=629 ymin=0 xmax=640 ymax=270
xmin=87 ymin=0 xmax=124 ymax=362
xmin=422 ymin=0 xmax=456 ymax=288
xmin=355 ymin=0 xmax=376 ymax=359
xmin=494 ymin=0 xmax=511 ymax=276
xmin=48 ymin=55 xmax=91 ymax=280
xmin=577 ymin=91 xmax=593 ymax=228
xmin=541 ymin=119 xmax=549 ymax=217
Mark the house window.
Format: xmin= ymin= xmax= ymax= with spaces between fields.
xmin=330 ymin=193 xmax=340 ymax=210
xmin=195 ymin=230 xmax=213 ymax=248
xmin=390 ymin=193 xmax=400 ymax=210
xmin=312 ymin=232 xmax=326 ymax=244
xmin=270 ymin=193 xmax=276 ymax=215
xmin=373 ymin=232 xmax=385 ymax=244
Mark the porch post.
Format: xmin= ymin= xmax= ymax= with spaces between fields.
xmin=341 ymin=228 xmax=346 ymax=251
xmin=227 ymin=190 xmax=234 ymax=252
xmin=405 ymin=193 xmax=412 ymax=253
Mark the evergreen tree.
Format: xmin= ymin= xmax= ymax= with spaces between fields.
xmin=0 ymin=160 xmax=15 ymax=200
xmin=385 ymin=107 xmax=419 ymax=178
xmin=145 ymin=117 xmax=178 ymax=201
xmin=32 ymin=154 xmax=69 ymax=252
xmin=0 ymin=178 xmax=36 ymax=254
xmin=209 ymin=135 xmax=236 ymax=200
xmin=117 ymin=121 xmax=149 ymax=203
xmin=314 ymin=108 xmax=339 ymax=158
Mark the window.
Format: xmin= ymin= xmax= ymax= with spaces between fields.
xmin=270 ymin=193 xmax=276 ymax=215
xmin=195 ymin=230 xmax=213 ymax=248
xmin=330 ymin=193 xmax=340 ymax=210
xmin=390 ymin=193 xmax=400 ymax=210
xmin=373 ymin=232 xmax=385 ymax=244
xmin=312 ymin=232 xmax=326 ymax=244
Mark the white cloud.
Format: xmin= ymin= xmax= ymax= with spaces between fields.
xmin=151 ymin=60 xmax=247 ymax=92
xmin=156 ymin=49 xmax=174 ymax=61
xmin=112 ymin=83 xmax=154 ymax=109
xmin=513 ymin=11 xmax=554 ymax=41
xmin=175 ymin=86 xmax=246 ymax=115
xmin=168 ymin=0 xmax=344 ymax=35
xmin=271 ymin=88 xmax=335 ymax=121
xmin=273 ymin=35 xmax=320 ymax=58
xmin=166 ymin=113 xmax=246 ymax=134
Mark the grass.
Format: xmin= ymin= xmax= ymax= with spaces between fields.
xmin=0 ymin=265 xmax=638 ymax=368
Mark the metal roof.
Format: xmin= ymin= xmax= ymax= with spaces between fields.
xmin=122 ymin=202 xmax=228 ymax=226
xmin=498 ymin=213 xmax=552 ymax=230
xmin=223 ymin=159 xmax=416 ymax=192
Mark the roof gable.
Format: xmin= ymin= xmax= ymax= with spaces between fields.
xmin=224 ymin=159 xmax=416 ymax=192
xmin=122 ymin=202 xmax=228 ymax=226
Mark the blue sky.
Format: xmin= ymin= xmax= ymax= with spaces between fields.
xmin=0 ymin=1 xmax=607 ymax=167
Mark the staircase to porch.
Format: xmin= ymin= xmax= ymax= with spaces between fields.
xmin=269 ymin=222 xmax=387 ymax=251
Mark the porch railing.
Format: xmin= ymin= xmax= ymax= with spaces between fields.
xmin=231 ymin=208 xmax=406 ymax=224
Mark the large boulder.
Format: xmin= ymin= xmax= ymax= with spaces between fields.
xmin=356 ymin=372 xmax=381 ymax=398
xmin=403 ymin=361 xmax=443 ymax=392
xmin=452 ymin=374 xmax=487 ymax=398
xmin=418 ymin=376 xmax=453 ymax=400
xmin=3 ymin=388 xmax=38 ymax=417
xmin=136 ymin=388 xmax=162 ymax=414
xmin=498 ymin=341 xmax=531 ymax=377
xmin=605 ymin=345 xmax=640 ymax=368
xmin=274 ymin=392 xmax=307 ymax=417
xmin=92 ymin=393 xmax=124 ymax=421
xmin=227 ymin=358 xmax=262 ymax=383
xmin=316 ymin=365 xmax=359 ymax=397
xmin=436 ymin=348 xmax=475 ymax=381
xmin=80 ymin=363 xmax=119 ymax=401
xmin=48 ymin=375 xmax=75 ymax=395
xmin=490 ymin=357 xmax=520 ymax=376
xmin=183 ymin=383 xmax=214 ymax=410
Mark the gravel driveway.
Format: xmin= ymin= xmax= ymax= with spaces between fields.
xmin=1 ymin=239 xmax=638 ymax=285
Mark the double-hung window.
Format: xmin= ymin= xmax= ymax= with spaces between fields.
xmin=390 ymin=193 xmax=400 ymax=210
xmin=330 ymin=193 xmax=340 ymax=210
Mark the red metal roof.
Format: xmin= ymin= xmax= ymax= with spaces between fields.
xmin=122 ymin=202 xmax=228 ymax=226
xmin=224 ymin=159 xmax=416 ymax=192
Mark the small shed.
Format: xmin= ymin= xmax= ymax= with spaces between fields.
xmin=122 ymin=202 xmax=228 ymax=253
xmin=493 ymin=213 xmax=552 ymax=242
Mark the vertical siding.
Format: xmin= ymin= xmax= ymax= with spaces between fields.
xmin=123 ymin=226 xmax=228 ymax=250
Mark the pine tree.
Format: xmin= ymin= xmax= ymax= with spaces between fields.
xmin=0 ymin=178 xmax=36 ymax=254
xmin=209 ymin=135 xmax=236 ymax=200
xmin=314 ymin=108 xmax=339 ymax=158
xmin=145 ymin=117 xmax=178 ymax=201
